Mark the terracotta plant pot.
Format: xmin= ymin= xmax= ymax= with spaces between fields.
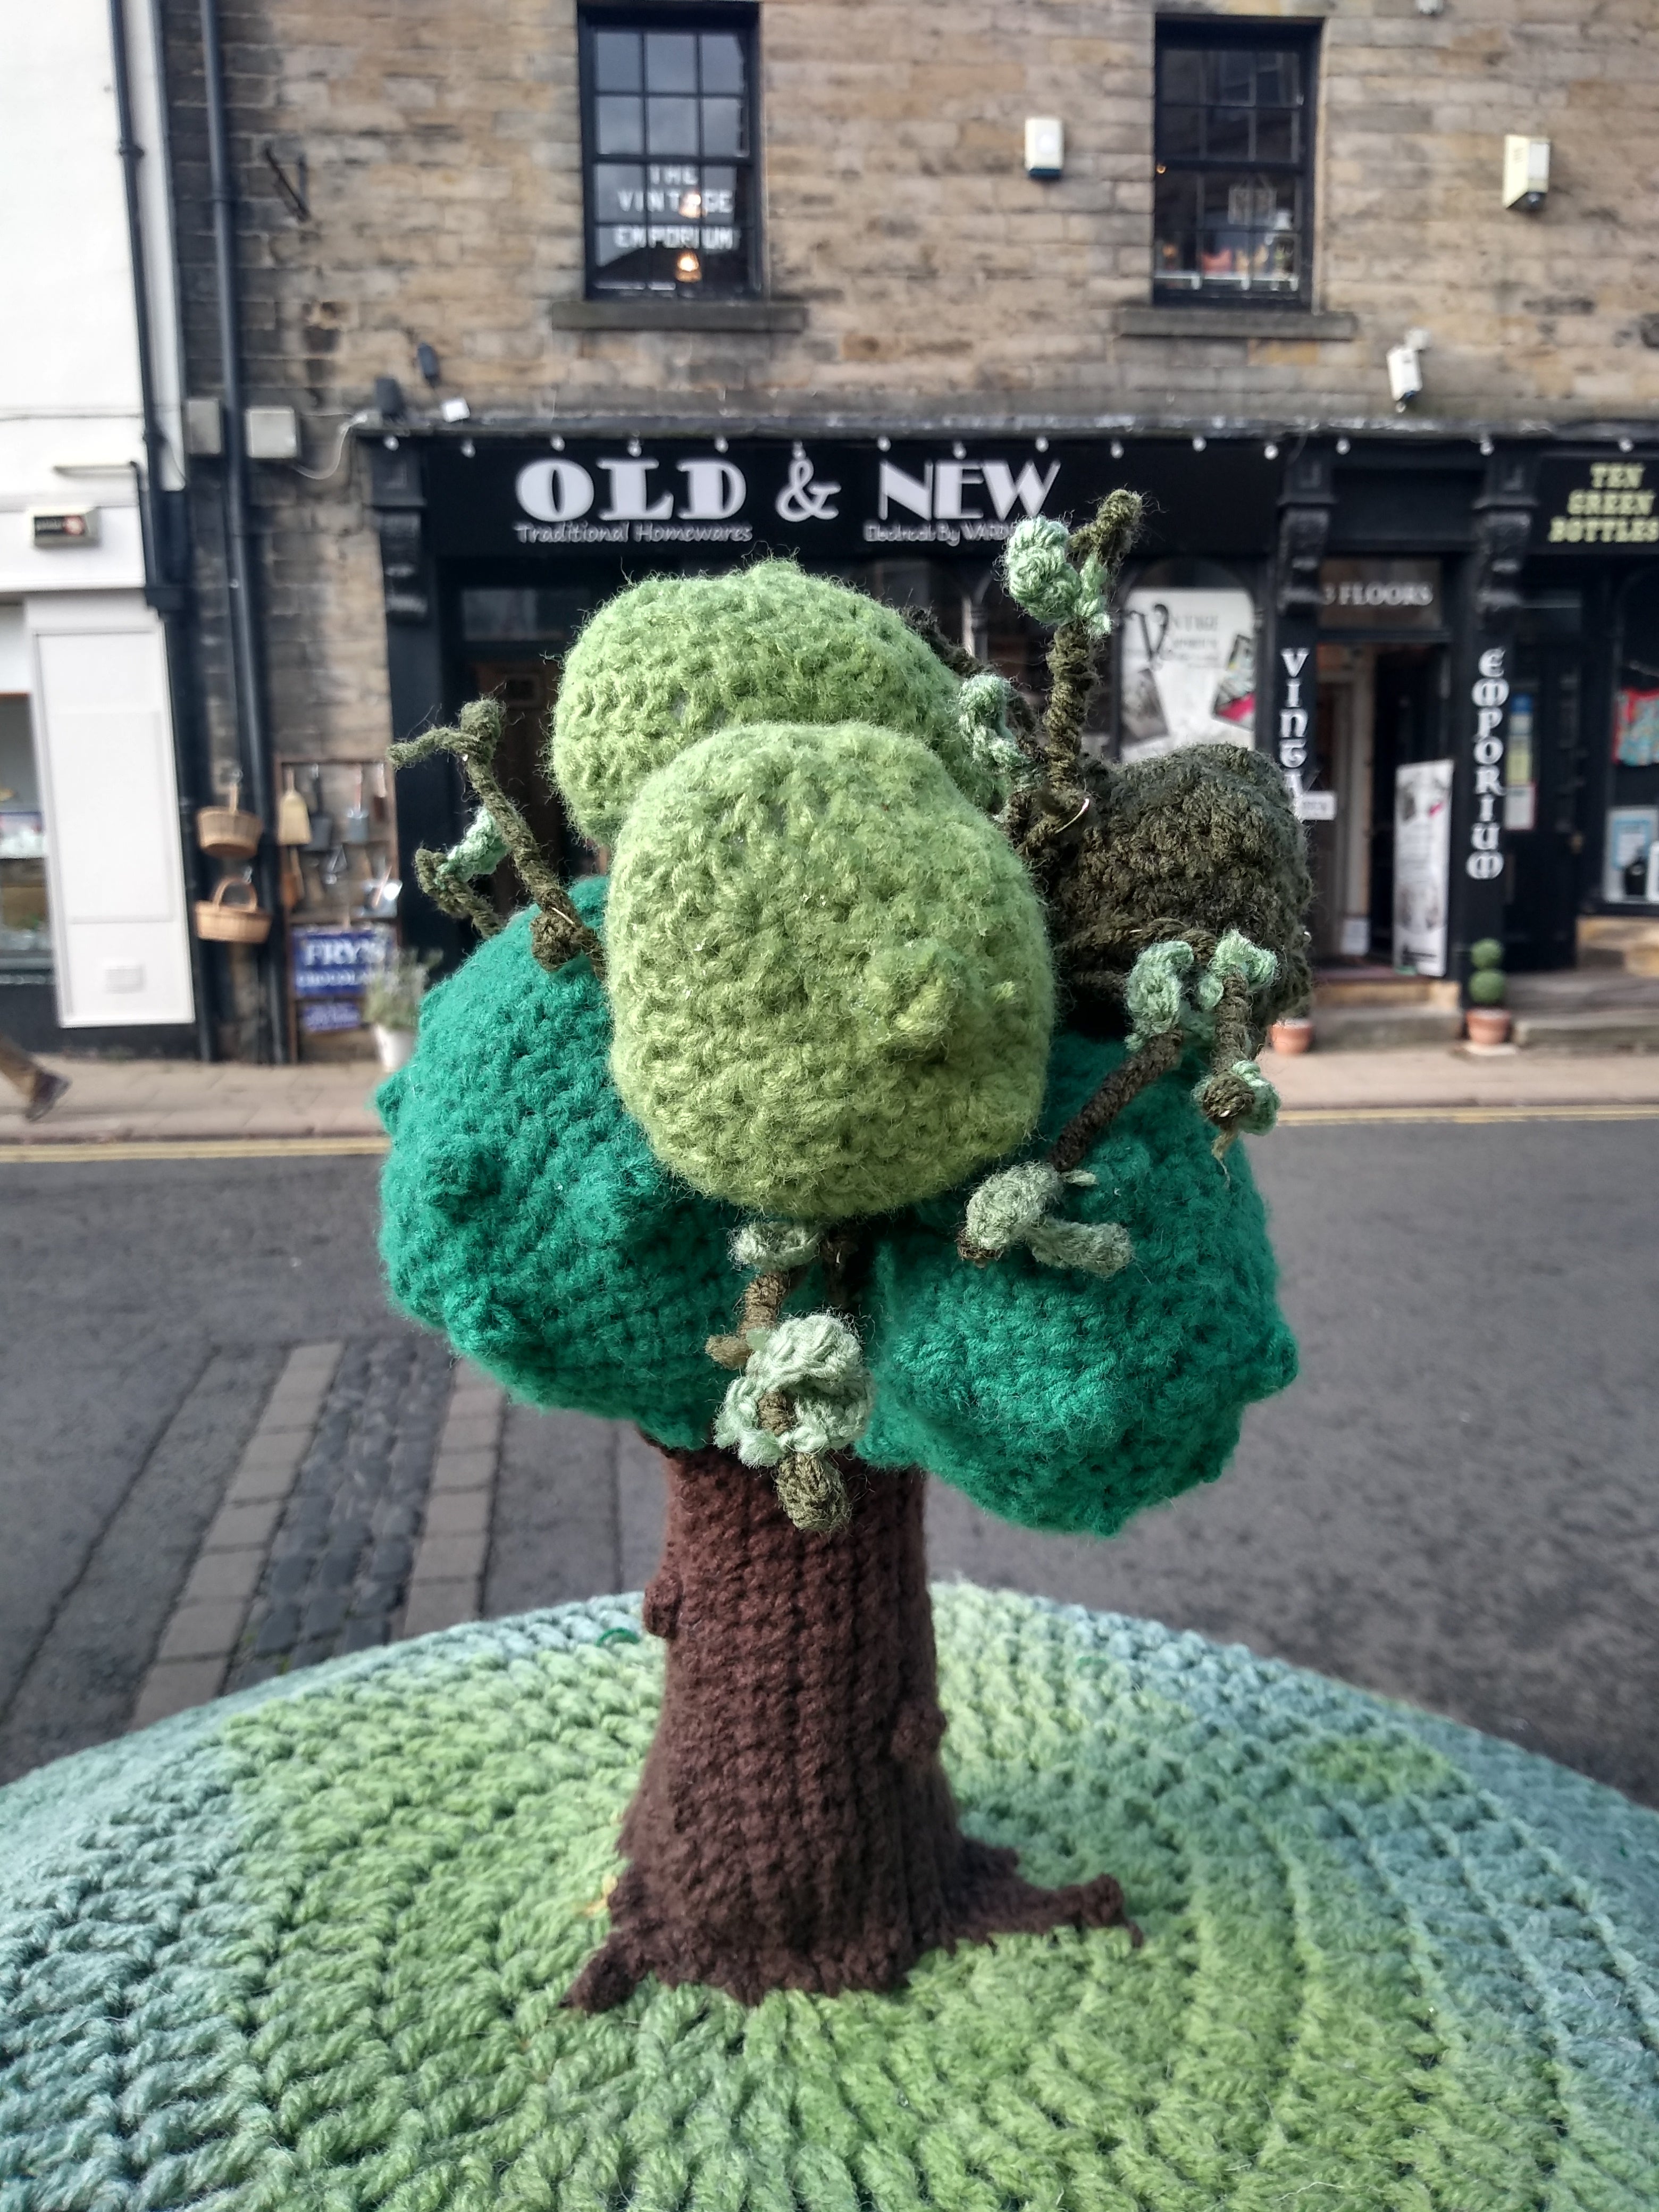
xmin=1268 ymin=1017 xmax=1314 ymax=1055
xmin=1465 ymin=1007 xmax=1512 ymax=1047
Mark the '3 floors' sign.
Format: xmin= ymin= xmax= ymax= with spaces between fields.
xmin=425 ymin=436 xmax=1111 ymax=562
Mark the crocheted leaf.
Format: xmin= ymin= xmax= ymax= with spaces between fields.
xmin=551 ymin=560 xmax=1001 ymax=843
xmin=859 ymin=1029 xmax=1298 ymax=1535
xmin=607 ymin=721 xmax=1054 ymax=1219
xmin=376 ymin=879 xmax=738 ymax=1444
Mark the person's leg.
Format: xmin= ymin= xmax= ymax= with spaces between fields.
xmin=0 ymin=1029 xmax=69 ymax=1120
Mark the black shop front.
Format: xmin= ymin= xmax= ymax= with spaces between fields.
xmin=369 ymin=426 xmax=1649 ymax=987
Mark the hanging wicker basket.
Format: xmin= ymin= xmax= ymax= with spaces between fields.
xmin=195 ymin=877 xmax=272 ymax=945
xmin=197 ymin=805 xmax=263 ymax=859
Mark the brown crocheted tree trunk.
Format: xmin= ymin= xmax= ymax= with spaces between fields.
xmin=565 ymin=1443 xmax=1137 ymax=2011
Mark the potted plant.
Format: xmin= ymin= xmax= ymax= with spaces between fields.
xmin=362 ymin=946 xmax=437 ymax=1070
xmin=1268 ymin=1011 xmax=1313 ymax=1054
xmin=1465 ymin=936 xmax=1511 ymax=1046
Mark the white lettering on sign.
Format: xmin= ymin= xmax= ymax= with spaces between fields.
xmin=1464 ymin=647 xmax=1507 ymax=881
xmin=875 ymin=456 xmax=1059 ymax=531
xmin=676 ymin=459 xmax=746 ymax=521
xmin=515 ymin=459 xmax=595 ymax=522
xmin=599 ymin=458 xmax=674 ymax=522
xmin=1276 ymin=644 xmax=1323 ymax=810
xmin=878 ymin=462 xmax=934 ymax=522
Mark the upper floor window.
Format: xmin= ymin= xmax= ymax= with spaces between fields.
xmin=1153 ymin=23 xmax=1317 ymax=306
xmin=579 ymin=7 xmax=758 ymax=298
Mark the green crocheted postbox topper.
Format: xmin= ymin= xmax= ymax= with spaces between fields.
xmin=606 ymin=720 xmax=1054 ymax=1220
xmin=550 ymin=560 xmax=999 ymax=847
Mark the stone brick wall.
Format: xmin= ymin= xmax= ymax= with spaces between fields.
xmin=160 ymin=0 xmax=1659 ymax=778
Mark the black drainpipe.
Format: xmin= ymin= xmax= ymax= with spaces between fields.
xmin=199 ymin=0 xmax=286 ymax=1060
xmin=107 ymin=0 xmax=215 ymax=1061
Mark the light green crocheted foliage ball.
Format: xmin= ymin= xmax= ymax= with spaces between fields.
xmin=5 ymin=1589 xmax=1659 ymax=2210
xmin=606 ymin=720 xmax=1055 ymax=1220
xmin=378 ymin=878 xmax=738 ymax=1444
xmin=860 ymin=1029 xmax=1298 ymax=1535
xmin=550 ymin=560 xmax=997 ymax=844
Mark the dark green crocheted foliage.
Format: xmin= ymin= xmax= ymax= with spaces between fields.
xmin=858 ymin=1028 xmax=1298 ymax=1535
xmin=380 ymin=882 xmax=1294 ymax=1531
xmin=550 ymin=560 xmax=994 ymax=845
xmin=1050 ymin=743 xmax=1314 ymax=1034
xmin=378 ymin=880 xmax=737 ymax=1447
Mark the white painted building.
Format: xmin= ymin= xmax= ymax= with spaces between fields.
xmin=0 ymin=0 xmax=195 ymax=1041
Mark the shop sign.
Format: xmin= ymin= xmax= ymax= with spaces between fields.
xmin=1120 ymin=584 xmax=1256 ymax=761
xmin=1465 ymin=648 xmax=1510 ymax=881
xmin=1272 ymin=644 xmax=1335 ymax=820
xmin=291 ymin=923 xmax=393 ymax=1000
xmin=1535 ymin=458 xmax=1659 ymax=550
xmin=1318 ymin=558 xmax=1442 ymax=629
xmin=422 ymin=437 xmax=1280 ymax=563
xmin=1394 ymin=759 xmax=1453 ymax=975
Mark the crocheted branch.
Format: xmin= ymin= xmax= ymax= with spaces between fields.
xmin=390 ymin=699 xmax=605 ymax=978
xmin=564 ymin=1445 xmax=1138 ymax=2013
xmin=1002 ymin=490 xmax=1143 ymax=795
xmin=957 ymin=1161 xmax=1132 ymax=1277
xmin=1048 ymin=1024 xmax=1187 ymax=1176
xmin=707 ymin=1222 xmax=870 ymax=1532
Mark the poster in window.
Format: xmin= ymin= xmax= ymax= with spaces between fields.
xmin=1393 ymin=758 xmax=1453 ymax=976
xmin=1119 ymin=585 xmax=1257 ymax=761
xmin=1614 ymin=688 xmax=1659 ymax=766
xmin=1604 ymin=807 xmax=1659 ymax=903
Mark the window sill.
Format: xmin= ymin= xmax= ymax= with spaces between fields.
xmin=548 ymin=297 xmax=808 ymax=334
xmin=1118 ymin=305 xmax=1358 ymax=341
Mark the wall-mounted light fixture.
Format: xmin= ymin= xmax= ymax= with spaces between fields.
xmin=1387 ymin=327 xmax=1431 ymax=412
xmin=1025 ymin=117 xmax=1064 ymax=180
xmin=415 ymin=342 xmax=441 ymax=387
xmin=1502 ymin=136 xmax=1550 ymax=211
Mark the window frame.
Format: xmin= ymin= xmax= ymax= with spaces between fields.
xmin=1151 ymin=18 xmax=1321 ymax=313
xmin=577 ymin=2 xmax=762 ymax=302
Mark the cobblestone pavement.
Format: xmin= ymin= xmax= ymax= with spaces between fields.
xmin=227 ymin=1336 xmax=451 ymax=1689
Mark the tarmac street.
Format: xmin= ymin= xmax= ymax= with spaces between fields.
xmin=0 ymin=1116 xmax=1655 ymax=1802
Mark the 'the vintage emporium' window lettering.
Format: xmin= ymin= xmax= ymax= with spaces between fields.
xmin=1545 ymin=462 xmax=1659 ymax=545
xmin=580 ymin=9 xmax=757 ymax=297
xmin=1153 ymin=25 xmax=1318 ymax=305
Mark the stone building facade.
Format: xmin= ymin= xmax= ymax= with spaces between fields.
xmin=156 ymin=0 xmax=1659 ymax=1053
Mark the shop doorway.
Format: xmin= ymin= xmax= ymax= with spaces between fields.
xmin=1311 ymin=643 xmax=1449 ymax=966
xmin=1503 ymin=596 xmax=1585 ymax=971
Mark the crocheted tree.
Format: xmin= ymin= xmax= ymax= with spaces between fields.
xmin=380 ymin=511 xmax=1308 ymax=2012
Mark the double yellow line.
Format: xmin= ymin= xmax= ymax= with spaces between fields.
xmin=0 ymin=1136 xmax=391 ymax=1164
xmin=3 ymin=1102 xmax=1657 ymax=1164
xmin=1277 ymin=1102 xmax=1659 ymax=1127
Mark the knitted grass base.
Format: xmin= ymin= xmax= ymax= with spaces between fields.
xmin=3 ymin=1590 xmax=1657 ymax=2210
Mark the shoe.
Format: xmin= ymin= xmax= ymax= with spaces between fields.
xmin=23 ymin=1071 xmax=69 ymax=1122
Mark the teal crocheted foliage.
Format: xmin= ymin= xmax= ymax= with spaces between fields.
xmin=550 ymin=560 xmax=998 ymax=845
xmin=379 ymin=885 xmax=1291 ymax=1516
xmin=4 ymin=1589 xmax=1658 ymax=2210
xmin=377 ymin=878 xmax=736 ymax=1446
xmin=860 ymin=1030 xmax=1298 ymax=1535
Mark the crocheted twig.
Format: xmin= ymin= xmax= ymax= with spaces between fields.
xmin=412 ymin=844 xmax=503 ymax=939
xmin=1001 ymin=491 xmax=1143 ymax=793
xmin=708 ymin=1224 xmax=866 ymax=1534
xmin=956 ymin=1161 xmax=1132 ymax=1278
xmin=390 ymin=699 xmax=605 ymax=978
xmin=1048 ymin=1023 xmax=1187 ymax=1176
